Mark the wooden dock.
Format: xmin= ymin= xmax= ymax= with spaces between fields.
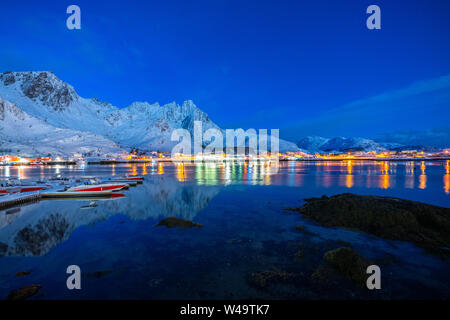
xmin=0 ymin=192 xmax=41 ymax=210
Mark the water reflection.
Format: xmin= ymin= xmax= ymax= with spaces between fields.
xmin=345 ymin=160 xmax=354 ymax=188
xmin=0 ymin=175 xmax=221 ymax=257
xmin=0 ymin=160 xmax=449 ymax=194
xmin=445 ymin=160 xmax=450 ymax=194
xmin=419 ymin=161 xmax=427 ymax=190
xmin=405 ymin=161 xmax=415 ymax=189
xmin=0 ymin=160 xmax=449 ymax=257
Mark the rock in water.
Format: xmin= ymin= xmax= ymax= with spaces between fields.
xmin=248 ymin=270 xmax=297 ymax=289
xmin=156 ymin=217 xmax=202 ymax=229
xmin=287 ymin=193 xmax=450 ymax=256
xmin=0 ymin=242 xmax=8 ymax=256
xmin=7 ymin=285 xmax=42 ymax=301
xmin=323 ymin=247 xmax=372 ymax=286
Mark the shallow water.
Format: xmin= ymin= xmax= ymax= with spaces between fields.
xmin=0 ymin=160 xmax=449 ymax=299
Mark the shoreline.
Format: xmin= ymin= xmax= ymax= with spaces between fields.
xmin=0 ymin=157 xmax=449 ymax=166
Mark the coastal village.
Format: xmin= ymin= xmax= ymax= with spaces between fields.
xmin=0 ymin=148 xmax=449 ymax=165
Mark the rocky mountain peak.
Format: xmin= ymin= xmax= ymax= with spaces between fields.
xmin=1 ymin=71 xmax=78 ymax=112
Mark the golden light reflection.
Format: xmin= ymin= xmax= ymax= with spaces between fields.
xmin=419 ymin=161 xmax=427 ymax=189
xmin=444 ymin=160 xmax=450 ymax=194
xmin=157 ymin=162 xmax=164 ymax=175
xmin=346 ymin=175 xmax=354 ymax=188
xmin=176 ymin=163 xmax=185 ymax=182
xmin=142 ymin=164 xmax=148 ymax=176
xmin=345 ymin=160 xmax=353 ymax=188
xmin=131 ymin=164 xmax=137 ymax=176
xmin=379 ymin=161 xmax=390 ymax=189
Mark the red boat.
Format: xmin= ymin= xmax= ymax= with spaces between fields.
xmin=67 ymin=183 xmax=127 ymax=192
xmin=0 ymin=186 xmax=47 ymax=194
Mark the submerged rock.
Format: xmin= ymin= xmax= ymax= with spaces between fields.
xmin=323 ymin=247 xmax=372 ymax=286
xmin=7 ymin=284 xmax=42 ymax=301
xmin=294 ymin=250 xmax=303 ymax=262
xmin=156 ymin=217 xmax=202 ymax=229
xmin=311 ymin=265 xmax=335 ymax=284
xmin=15 ymin=271 xmax=32 ymax=277
xmin=287 ymin=193 xmax=450 ymax=256
xmin=0 ymin=242 xmax=8 ymax=256
xmin=294 ymin=225 xmax=317 ymax=236
xmin=248 ymin=270 xmax=296 ymax=289
xmin=87 ymin=270 xmax=113 ymax=278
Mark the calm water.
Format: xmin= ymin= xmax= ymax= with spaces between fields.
xmin=0 ymin=160 xmax=449 ymax=299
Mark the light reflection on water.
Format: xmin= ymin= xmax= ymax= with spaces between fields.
xmin=0 ymin=160 xmax=449 ymax=299
xmin=1 ymin=160 xmax=450 ymax=194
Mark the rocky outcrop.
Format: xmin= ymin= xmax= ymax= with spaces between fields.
xmin=156 ymin=217 xmax=202 ymax=229
xmin=7 ymin=284 xmax=42 ymax=300
xmin=287 ymin=193 xmax=450 ymax=256
xmin=323 ymin=247 xmax=372 ymax=286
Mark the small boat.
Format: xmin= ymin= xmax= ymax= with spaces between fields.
xmin=80 ymin=200 xmax=98 ymax=209
xmin=101 ymin=180 xmax=137 ymax=187
xmin=66 ymin=182 xmax=127 ymax=192
xmin=42 ymin=192 xmax=125 ymax=200
xmin=0 ymin=185 xmax=48 ymax=194
xmin=42 ymin=190 xmax=118 ymax=198
xmin=109 ymin=175 xmax=144 ymax=183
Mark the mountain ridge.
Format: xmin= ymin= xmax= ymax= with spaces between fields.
xmin=0 ymin=71 xmax=300 ymax=156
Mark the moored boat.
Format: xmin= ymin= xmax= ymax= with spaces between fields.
xmin=41 ymin=190 xmax=121 ymax=198
xmin=0 ymin=185 xmax=48 ymax=194
xmin=66 ymin=182 xmax=127 ymax=192
xmin=109 ymin=175 xmax=144 ymax=183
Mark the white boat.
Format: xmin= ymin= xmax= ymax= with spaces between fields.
xmin=41 ymin=190 xmax=122 ymax=198
xmin=0 ymin=179 xmax=50 ymax=194
xmin=66 ymin=182 xmax=127 ymax=192
xmin=109 ymin=175 xmax=144 ymax=183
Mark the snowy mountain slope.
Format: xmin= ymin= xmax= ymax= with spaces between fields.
xmin=0 ymin=97 xmax=124 ymax=157
xmin=320 ymin=137 xmax=386 ymax=152
xmin=296 ymin=136 xmax=329 ymax=153
xmin=297 ymin=136 xmax=387 ymax=153
xmin=0 ymin=71 xmax=300 ymax=153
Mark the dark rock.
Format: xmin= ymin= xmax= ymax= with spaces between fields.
xmin=323 ymin=247 xmax=372 ymax=286
xmin=156 ymin=217 xmax=202 ymax=229
xmin=294 ymin=225 xmax=317 ymax=236
xmin=336 ymin=240 xmax=352 ymax=247
xmin=15 ymin=271 xmax=32 ymax=277
xmin=287 ymin=193 xmax=450 ymax=256
xmin=88 ymin=270 xmax=113 ymax=278
xmin=311 ymin=265 xmax=335 ymax=283
xmin=7 ymin=285 xmax=42 ymax=301
xmin=3 ymin=73 xmax=15 ymax=86
xmin=0 ymin=242 xmax=8 ymax=256
xmin=294 ymin=250 xmax=303 ymax=262
xmin=248 ymin=270 xmax=296 ymax=289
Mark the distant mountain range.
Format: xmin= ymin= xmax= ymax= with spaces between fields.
xmin=295 ymin=135 xmax=446 ymax=154
xmin=0 ymin=71 xmax=447 ymax=157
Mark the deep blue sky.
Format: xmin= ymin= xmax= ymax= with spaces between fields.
xmin=1 ymin=0 xmax=449 ymax=141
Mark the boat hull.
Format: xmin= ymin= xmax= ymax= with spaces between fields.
xmin=42 ymin=190 xmax=117 ymax=198
xmin=67 ymin=183 xmax=126 ymax=192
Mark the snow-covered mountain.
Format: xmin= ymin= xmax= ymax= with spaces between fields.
xmin=0 ymin=71 xmax=299 ymax=155
xmin=297 ymin=136 xmax=387 ymax=153
xmin=0 ymin=97 xmax=123 ymax=157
